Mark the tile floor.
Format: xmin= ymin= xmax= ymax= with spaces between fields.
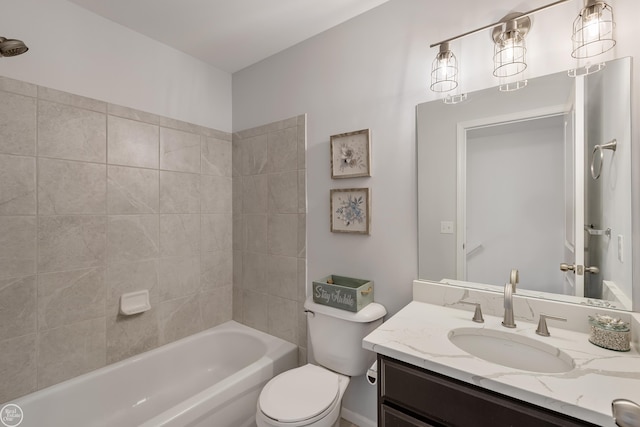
xmin=340 ymin=419 xmax=359 ymax=427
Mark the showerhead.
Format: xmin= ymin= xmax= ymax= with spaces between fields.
xmin=0 ymin=37 xmax=29 ymax=57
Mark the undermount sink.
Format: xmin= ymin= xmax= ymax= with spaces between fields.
xmin=448 ymin=328 xmax=575 ymax=373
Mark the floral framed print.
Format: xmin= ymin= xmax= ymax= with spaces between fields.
xmin=330 ymin=129 xmax=371 ymax=179
xmin=330 ymin=188 xmax=371 ymax=234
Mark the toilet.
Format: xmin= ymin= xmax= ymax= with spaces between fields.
xmin=256 ymin=297 xmax=386 ymax=427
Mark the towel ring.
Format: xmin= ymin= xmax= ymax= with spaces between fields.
xmin=590 ymin=139 xmax=617 ymax=180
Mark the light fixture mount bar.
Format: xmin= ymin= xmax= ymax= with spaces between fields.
xmin=430 ymin=0 xmax=570 ymax=48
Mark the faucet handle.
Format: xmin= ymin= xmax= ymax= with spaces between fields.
xmin=459 ymin=301 xmax=484 ymax=323
xmin=536 ymin=314 xmax=567 ymax=337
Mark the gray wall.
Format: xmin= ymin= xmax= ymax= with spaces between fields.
xmin=0 ymin=76 xmax=233 ymax=403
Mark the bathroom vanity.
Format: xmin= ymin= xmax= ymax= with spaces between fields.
xmin=363 ymin=280 xmax=640 ymax=427
xmin=377 ymin=355 xmax=596 ymax=426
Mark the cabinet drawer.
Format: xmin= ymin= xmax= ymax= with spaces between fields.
xmin=381 ymin=404 xmax=439 ymax=427
xmin=379 ymin=355 xmax=598 ymax=427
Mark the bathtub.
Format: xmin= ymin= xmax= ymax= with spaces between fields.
xmin=12 ymin=321 xmax=298 ymax=427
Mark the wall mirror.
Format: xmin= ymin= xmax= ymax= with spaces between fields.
xmin=417 ymin=56 xmax=633 ymax=310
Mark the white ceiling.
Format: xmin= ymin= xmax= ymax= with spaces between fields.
xmin=68 ymin=0 xmax=391 ymax=73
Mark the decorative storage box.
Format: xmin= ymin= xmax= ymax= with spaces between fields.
xmin=588 ymin=314 xmax=630 ymax=352
xmin=312 ymin=275 xmax=373 ymax=312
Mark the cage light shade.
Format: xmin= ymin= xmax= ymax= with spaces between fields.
xmin=493 ymin=28 xmax=527 ymax=78
xmin=572 ymin=1 xmax=615 ymax=58
xmin=430 ymin=43 xmax=458 ymax=92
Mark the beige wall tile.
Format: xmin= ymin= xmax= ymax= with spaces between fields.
xmin=201 ymin=250 xmax=232 ymax=291
xmin=107 ymin=116 xmax=159 ymax=169
xmin=232 ymin=286 xmax=243 ymax=322
xmin=268 ymin=171 xmax=298 ymax=214
xmin=0 ymin=276 xmax=36 ymax=341
xmin=298 ymin=258 xmax=307 ymax=302
xmin=160 ymin=128 xmax=200 ymax=173
xmin=200 ymin=285 xmax=233 ymax=329
xmin=232 ymin=214 xmax=242 ymax=251
xmin=243 ymin=214 xmax=267 ymax=253
xmin=232 ymin=138 xmax=242 ymax=178
xmin=37 ymin=267 xmax=105 ymax=331
xmin=158 ymin=256 xmax=201 ymax=301
xmin=201 ymin=175 xmax=232 ymax=213
xmin=233 ymin=250 xmax=243 ymax=288
xmin=0 ymin=334 xmax=36 ymax=403
xmin=38 ymin=216 xmax=106 ymax=273
xmin=241 ymin=134 xmax=268 ymax=175
xmin=267 ymin=255 xmax=298 ymax=300
xmin=106 ymin=308 xmax=159 ymax=365
xmin=107 ymin=166 xmax=159 ymax=214
xmin=0 ymin=76 xmax=37 ymax=97
xmin=37 ymin=318 xmax=106 ymax=389
xmin=232 ymin=178 xmax=242 ymax=214
xmin=268 ymin=295 xmax=298 ymax=344
xmin=242 ymin=252 xmax=267 ymax=292
xmin=38 ymin=158 xmax=106 ymax=215
xmin=201 ymin=214 xmax=232 ymax=253
xmin=242 ymin=175 xmax=268 ymax=214
xmin=106 ymin=259 xmax=159 ymax=316
xmin=0 ymin=216 xmax=36 ymax=280
xmin=267 ymin=127 xmax=297 ymax=173
xmin=107 ymin=104 xmax=161 ymax=125
xmin=37 ymin=87 xmax=106 ymax=113
xmin=298 ymin=214 xmax=306 ymax=258
xmin=159 ymin=214 xmax=200 ymax=257
xmin=242 ymin=290 xmax=268 ymax=333
xmin=0 ymin=91 xmax=36 ymax=156
xmin=160 ymin=171 xmax=200 ymax=214
xmin=0 ymin=154 xmax=36 ymax=215
xmin=202 ymin=137 xmax=232 ymax=177
xmin=298 ymin=301 xmax=308 ymax=348
xmin=107 ymin=215 xmax=159 ymax=264
xmin=158 ymin=295 xmax=203 ymax=345
xmin=38 ymin=100 xmax=106 ymax=163
xmin=298 ymin=346 xmax=307 ymax=367
xmin=268 ymin=214 xmax=298 ymax=256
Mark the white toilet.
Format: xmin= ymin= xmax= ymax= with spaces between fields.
xmin=256 ymin=297 xmax=386 ymax=427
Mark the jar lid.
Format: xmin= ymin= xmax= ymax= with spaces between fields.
xmin=588 ymin=314 xmax=630 ymax=332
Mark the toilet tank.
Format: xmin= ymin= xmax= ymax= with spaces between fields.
xmin=304 ymin=297 xmax=386 ymax=376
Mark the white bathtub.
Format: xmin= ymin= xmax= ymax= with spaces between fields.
xmin=12 ymin=321 xmax=298 ymax=427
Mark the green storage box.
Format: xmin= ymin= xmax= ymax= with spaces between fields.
xmin=312 ymin=275 xmax=373 ymax=312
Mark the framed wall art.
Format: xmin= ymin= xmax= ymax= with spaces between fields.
xmin=330 ymin=188 xmax=371 ymax=235
xmin=330 ymin=129 xmax=371 ymax=178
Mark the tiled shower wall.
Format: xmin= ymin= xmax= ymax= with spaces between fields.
xmin=0 ymin=76 xmax=233 ymax=403
xmin=232 ymin=116 xmax=308 ymax=364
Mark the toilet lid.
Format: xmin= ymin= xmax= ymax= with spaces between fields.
xmin=259 ymin=364 xmax=340 ymax=423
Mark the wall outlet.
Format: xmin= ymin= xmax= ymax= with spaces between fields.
xmin=440 ymin=221 xmax=454 ymax=234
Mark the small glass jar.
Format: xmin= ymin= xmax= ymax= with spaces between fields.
xmin=588 ymin=314 xmax=630 ymax=352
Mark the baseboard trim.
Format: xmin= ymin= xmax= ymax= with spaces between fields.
xmin=341 ymin=408 xmax=376 ymax=427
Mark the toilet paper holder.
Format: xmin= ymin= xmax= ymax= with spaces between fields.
xmin=367 ymin=361 xmax=377 ymax=385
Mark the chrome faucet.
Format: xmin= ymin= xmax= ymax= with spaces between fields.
xmin=502 ymin=269 xmax=519 ymax=328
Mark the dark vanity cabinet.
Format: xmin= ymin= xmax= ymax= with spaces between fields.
xmin=377 ymin=355 xmax=600 ymax=427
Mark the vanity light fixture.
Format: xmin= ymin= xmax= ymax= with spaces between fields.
xmin=430 ymin=42 xmax=459 ymax=93
xmin=492 ymin=15 xmax=530 ymax=79
xmin=572 ymin=0 xmax=616 ymax=59
xmin=429 ymin=0 xmax=570 ymax=94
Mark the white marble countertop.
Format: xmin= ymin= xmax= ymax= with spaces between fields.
xmin=363 ymin=300 xmax=640 ymax=426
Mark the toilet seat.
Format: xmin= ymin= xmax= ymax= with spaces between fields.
xmin=259 ymin=364 xmax=340 ymax=424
